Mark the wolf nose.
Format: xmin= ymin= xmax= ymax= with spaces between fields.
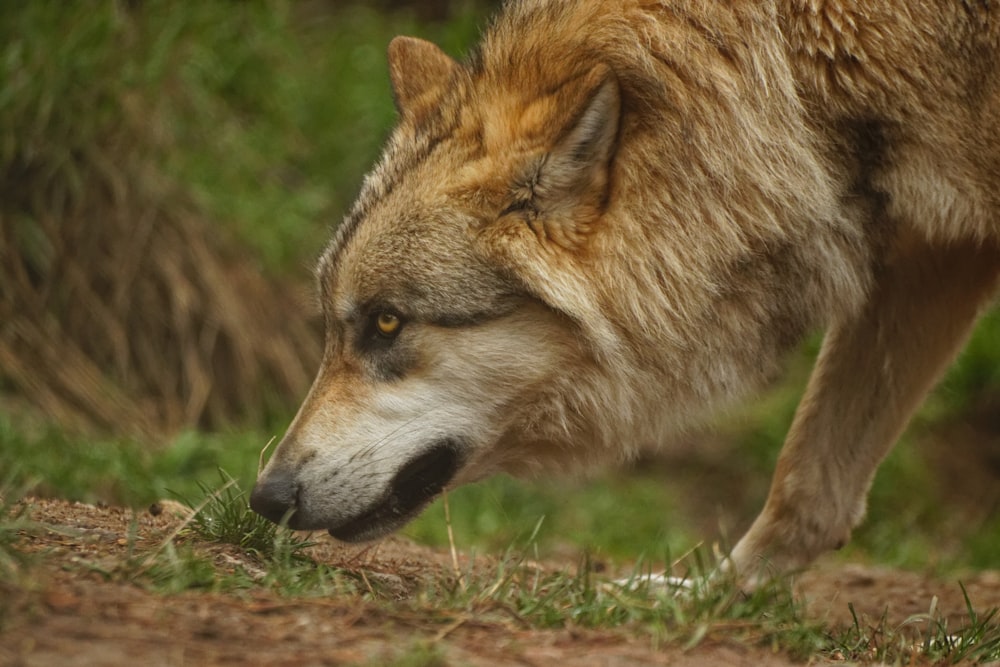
xmin=249 ymin=466 xmax=299 ymax=526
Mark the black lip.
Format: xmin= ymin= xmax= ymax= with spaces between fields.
xmin=328 ymin=442 xmax=461 ymax=542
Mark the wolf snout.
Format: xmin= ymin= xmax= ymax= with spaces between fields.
xmin=249 ymin=463 xmax=300 ymax=527
xmin=249 ymin=438 xmax=466 ymax=541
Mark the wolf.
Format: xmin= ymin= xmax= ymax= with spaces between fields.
xmin=251 ymin=0 xmax=1000 ymax=577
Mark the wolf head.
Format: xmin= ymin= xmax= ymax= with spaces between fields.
xmin=250 ymin=4 xmax=868 ymax=540
xmin=250 ymin=35 xmax=628 ymax=541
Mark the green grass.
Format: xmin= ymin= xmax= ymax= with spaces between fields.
xmin=832 ymin=589 xmax=1000 ymax=664
xmin=407 ymin=473 xmax=696 ymax=561
xmin=8 ymin=463 xmax=999 ymax=664
xmin=117 ymin=467 xmax=837 ymax=657
xmin=1 ymin=0 xmax=488 ymax=276
xmin=2 ymin=0 xmax=998 ymax=570
xmin=0 ymin=415 xmax=268 ymax=506
xmin=170 ymin=485 xmax=999 ymax=667
xmin=138 ymin=0 xmax=486 ymax=273
xmin=925 ymin=307 xmax=1000 ymax=418
xmin=360 ymin=643 xmax=448 ymax=667
xmin=0 ymin=470 xmax=35 ymax=586
xmin=409 ymin=544 xmax=827 ymax=655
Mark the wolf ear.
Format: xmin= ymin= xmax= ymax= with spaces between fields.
xmin=387 ymin=36 xmax=458 ymax=121
xmin=532 ymin=64 xmax=621 ymax=248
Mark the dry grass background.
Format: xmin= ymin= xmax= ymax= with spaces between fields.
xmin=0 ymin=3 xmax=327 ymax=437
xmin=0 ymin=106 xmax=321 ymax=437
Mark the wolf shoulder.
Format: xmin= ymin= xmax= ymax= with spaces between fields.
xmin=772 ymin=0 xmax=1000 ymax=243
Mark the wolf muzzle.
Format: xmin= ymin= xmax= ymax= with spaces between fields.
xmin=250 ymin=440 xmax=462 ymax=541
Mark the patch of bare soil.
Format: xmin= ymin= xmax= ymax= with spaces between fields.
xmin=2 ymin=498 xmax=999 ymax=667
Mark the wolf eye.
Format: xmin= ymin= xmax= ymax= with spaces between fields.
xmin=374 ymin=312 xmax=402 ymax=338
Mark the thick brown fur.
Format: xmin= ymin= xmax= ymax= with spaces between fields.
xmin=252 ymin=0 xmax=1000 ymax=576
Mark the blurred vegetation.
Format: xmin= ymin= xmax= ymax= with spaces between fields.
xmin=0 ymin=1 xmax=489 ymax=434
xmin=157 ymin=0 xmax=488 ymax=272
xmin=0 ymin=0 xmax=998 ymax=571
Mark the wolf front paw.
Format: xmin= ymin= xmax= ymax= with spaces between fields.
xmin=729 ymin=504 xmax=854 ymax=587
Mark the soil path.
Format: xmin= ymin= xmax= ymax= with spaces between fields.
xmin=3 ymin=498 xmax=999 ymax=666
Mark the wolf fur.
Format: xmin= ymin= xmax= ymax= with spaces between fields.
xmin=251 ymin=0 xmax=1000 ymax=575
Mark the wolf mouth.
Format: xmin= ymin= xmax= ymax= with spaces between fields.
xmin=327 ymin=441 xmax=461 ymax=542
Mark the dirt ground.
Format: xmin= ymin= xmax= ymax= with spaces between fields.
xmin=2 ymin=498 xmax=1000 ymax=666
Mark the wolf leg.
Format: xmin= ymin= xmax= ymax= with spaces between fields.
xmin=730 ymin=232 xmax=1000 ymax=578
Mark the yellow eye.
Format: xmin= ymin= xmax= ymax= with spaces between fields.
xmin=375 ymin=312 xmax=402 ymax=337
